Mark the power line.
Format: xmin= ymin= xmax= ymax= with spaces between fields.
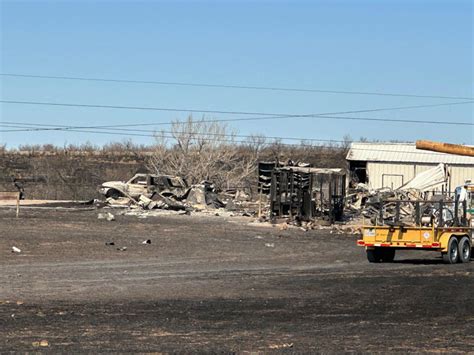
xmin=0 ymin=122 xmax=374 ymax=147
xmin=0 ymin=122 xmax=345 ymax=143
xmin=1 ymin=73 xmax=472 ymax=101
xmin=0 ymin=122 xmax=347 ymax=143
xmin=1 ymin=107 xmax=473 ymax=134
xmin=1 ymin=121 xmax=470 ymax=158
xmin=0 ymin=125 xmax=329 ymax=146
xmin=1 ymin=100 xmax=472 ymax=152
xmin=1 ymin=124 xmax=464 ymax=157
xmin=1 ymin=99 xmax=473 ymax=125
xmin=3 ymin=126 xmax=156 ymax=138
xmin=0 ymin=99 xmax=284 ymax=116
xmin=1 ymin=104 xmax=474 ymax=142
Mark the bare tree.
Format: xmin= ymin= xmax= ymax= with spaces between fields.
xmin=148 ymin=116 xmax=253 ymax=190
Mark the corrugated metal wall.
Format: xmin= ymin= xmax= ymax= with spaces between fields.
xmin=366 ymin=162 xmax=474 ymax=191
xmin=449 ymin=166 xmax=474 ymax=190
xmin=367 ymin=162 xmax=414 ymax=189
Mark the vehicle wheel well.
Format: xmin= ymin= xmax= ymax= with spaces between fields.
xmin=105 ymin=189 xmax=124 ymax=199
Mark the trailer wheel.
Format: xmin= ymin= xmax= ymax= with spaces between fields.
xmin=381 ymin=248 xmax=396 ymax=262
xmin=458 ymin=237 xmax=471 ymax=263
xmin=442 ymin=237 xmax=459 ymax=264
xmin=367 ymin=248 xmax=382 ymax=263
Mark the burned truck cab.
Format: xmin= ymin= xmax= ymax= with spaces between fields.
xmin=99 ymin=173 xmax=188 ymax=200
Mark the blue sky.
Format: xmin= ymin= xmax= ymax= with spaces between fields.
xmin=0 ymin=0 xmax=472 ymax=148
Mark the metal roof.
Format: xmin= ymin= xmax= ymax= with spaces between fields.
xmin=278 ymin=167 xmax=344 ymax=175
xmin=347 ymin=142 xmax=474 ymax=165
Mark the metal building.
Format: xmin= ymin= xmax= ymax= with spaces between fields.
xmin=347 ymin=143 xmax=474 ymax=192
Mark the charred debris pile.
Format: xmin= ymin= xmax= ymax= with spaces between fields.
xmin=346 ymin=163 xmax=458 ymax=227
xmin=99 ymin=173 xmax=255 ymax=216
xmin=97 ymin=162 xmax=455 ymax=231
xmin=98 ymin=161 xmax=348 ymax=223
xmin=259 ymin=161 xmax=346 ymax=223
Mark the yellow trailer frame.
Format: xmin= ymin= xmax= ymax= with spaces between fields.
xmin=357 ymin=225 xmax=472 ymax=264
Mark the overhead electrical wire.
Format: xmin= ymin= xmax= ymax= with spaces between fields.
xmin=2 ymin=73 xmax=472 ymax=158
xmin=1 ymin=98 xmax=472 ymax=154
xmin=0 ymin=122 xmax=344 ymax=143
xmin=1 ymin=73 xmax=472 ymax=100
xmin=1 ymin=104 xmax=474 ymax=141
xmin=0 ymin=125 xmax=462 ymax=157
xmin=0 ymin=122 xmax=467 ymax=157
xmin=1 ymin=109 xmax=473 ymax=133
xmin=0 ymin=125 xmax=336 ymax=147
xmin=1 ymin=99 xmax=473 ymax=126
xmin=0 ymin=99 xmax=472 ymax=152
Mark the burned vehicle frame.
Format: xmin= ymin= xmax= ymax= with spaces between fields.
xmin=99 ymin=173 xmax=188 ymax=200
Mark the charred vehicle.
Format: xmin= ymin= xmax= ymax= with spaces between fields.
xmin=99 ymin=174 xmax=188 ymax=199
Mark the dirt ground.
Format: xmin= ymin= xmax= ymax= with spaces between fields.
xmin=1 ymin=206 xmax=473 ymax=353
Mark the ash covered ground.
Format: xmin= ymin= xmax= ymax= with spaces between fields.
xmin=1 ymin=208 xmax=473 ymax=352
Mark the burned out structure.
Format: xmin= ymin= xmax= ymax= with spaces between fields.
xmin=257 ymin=161 xmax=279 ymax=196
xmin=269 ymin=166 xmax=346 ymax=222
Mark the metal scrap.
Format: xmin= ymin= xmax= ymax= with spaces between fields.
xmin=349 ymin=164 xmax=451 ymax=226
xmin=101 ymin=174 xmax=238 ymax=215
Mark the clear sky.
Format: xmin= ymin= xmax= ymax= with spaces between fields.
xmin=0 ymin=0 xmax=473 ymax=148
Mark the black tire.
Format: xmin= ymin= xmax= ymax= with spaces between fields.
xmin=458 ymin=236 xmax=471 ymax=263
xmin=381 ymin=248 xmax=396 ymax=262
xmin=442 ymin=237 xmax=459 ymax=264
xmin=367 ymin=248 xmax=382 ymax=263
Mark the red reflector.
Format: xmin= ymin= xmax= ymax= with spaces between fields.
xmin=357 ymin=240 xmax=365 ymax=246
xmin=365 ymin=243 xmax=374 ymax=247
xmin=432 ymin=243 xmax=440 ymax=247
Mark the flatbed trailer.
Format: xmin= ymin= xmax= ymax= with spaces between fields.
xmin=357 ymin=199 xmax=473 ymax=264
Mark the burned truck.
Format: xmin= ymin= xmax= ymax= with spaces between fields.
xmin=99 ymin=173 xmax=188 ymax=200
xmin=99 ymin=174 xmax=225 ymax=210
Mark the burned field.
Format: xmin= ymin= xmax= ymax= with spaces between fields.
xmin=1 ymin=207 xmax=473 ymax=352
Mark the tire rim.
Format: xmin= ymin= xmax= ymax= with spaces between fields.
xmin=462 ymin=242 xmax=470 ymax=260
xmin=450 ymin=243 xmax=458 ymax=262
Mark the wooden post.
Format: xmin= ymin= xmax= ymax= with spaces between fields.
xmin=16 ymin=193 xmax=20 ymax=218
xmin=258 ymin=184 xmax=263 ymax=218
xmin=416 ymin=140 xmax=474 ymax=157
xmin=0 ymin=191 xmax=21 ymax=218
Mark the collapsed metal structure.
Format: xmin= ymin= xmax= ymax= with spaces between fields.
xmin=269 ymin=167 xmax=346 ymax=222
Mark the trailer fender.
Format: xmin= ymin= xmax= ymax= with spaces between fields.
xmin=439 ymin=233 xmax=470 ymax=253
